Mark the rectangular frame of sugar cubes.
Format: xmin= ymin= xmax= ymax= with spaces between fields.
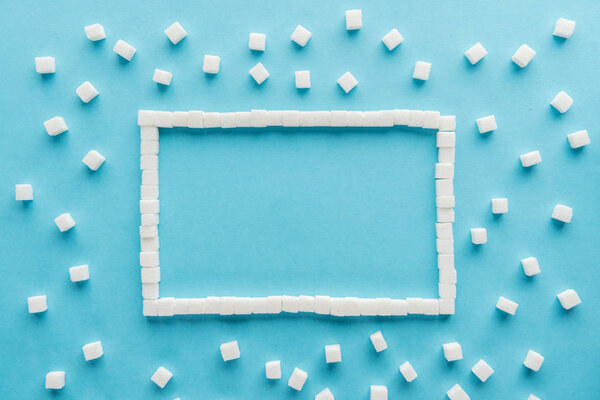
xmin=137 ymin=109 xmax=457 ymax=318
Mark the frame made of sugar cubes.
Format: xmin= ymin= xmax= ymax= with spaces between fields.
xmin=137 ymin=109 xmax=457 ymax=317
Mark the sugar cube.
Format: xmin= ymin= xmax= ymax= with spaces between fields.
xmin=553 ymin=18 xmax=576 ymax=39
xmin=523 ymin=349 xmax=544 ymax=371
xmin=550 ymin=91 xmax=573 ymax=113
xmin=151 ymin=366 xmax=173 ymax=388
xmin=15 ymin=184 xmax=33 ymax=201
xmin=325 ymin=344 xmax=342 ymax=363
xmin=439 ymin=298 xmax=455 ymax=315
xmin=345 ymin=9 xmax=362 ymax=30
xmin=382 ymin=29 xmax=404 ymax=51
xmin=496 ymin=296 xmax=518 ymax=315
xmin=249 ymin=62 xmax=269 ymax=84
xmin=113 ymin=39 xmax=136 ymax=61
xmin=370 ymin=330 xmax=387 ymax=352
xmin=82 ymin=340 xmax=103 ymax=361
xmin=520 ymin=150 xmax=542 ymax=167
xmin=556 ymin=289 xmax=581 ymax=310
xmin=85 ymin=23 xmax=106 ymax=41
xmin=54 ymin=213 xmax=75 ymax=232
xmin=442 ymin=342 xmax=463 ymax=361
xmin=44 ymin=116 xmax=68 ymax=136
xmin=552 ymin=204 xmax=573 ymax=223
xmin=265 ymin=360 xmax=281 ymax=379
xmin=203 ymin=55 xmax=220 ymax=74
xmin=295 ymin=70 xmax=310 ymax=89
xmin=399 ymin=361 xmax=417 ymax=382
xmin=82 ymin=150 xmax=105 ymax=171
xmin=476 ymin=115 xmax=497 ymax=134
xmin=471 ymin=359 xmax=494 ymax=382
xmin=288 ymin=367 xmax=308 ymax=391
xmin=439 ymin=115 xmax=457 ymax=131
xmin=220 ymin=340 xmax=240 ymax=361
xmin=337 ymin=71 xmax=358 ymax=93
xmin=249 ymin=32 xmax=266 ymax=51
xmin=164 ymin=22 xmax=187 ymax=45
xmin=45 ymin=371 xmax=65 ymax=389
xmin=465 ymin=42 xmax=488 ymax=65
xmin=471 ymin=228 xmax=487 ymax=244
xmin=512 ymin=44 xmax=536 ymax=68
xmin=447 ymin=384 xmax=469 ymax=400
xmin=370 ymin=385 xmax=387 ymax=400
xmin=521 ymin=257 xmax=540 ymax=276
xmin=413 ymin=61 xmax=431 ymax=80
xmin=28 ymin=295 xmax=47 ymax=313
xmin=528 ymin=395 xmax=541 ymax=400
xmin=435 ymin=163 xmax=454 ymax=179
xmin=76 ymin=81 xmax=99 ymax=103
xmin=437 ymin=131 xmax=455 ymax=148
xmin=153 ymin=69 xmax=172 ymax=85
xmin=69 ymin=264 xmax=90 ymax=282
xmin=35 ymin=56 xmax=55 ymax=74
xmin=567 ymin=129 xmax=590 ymax=149
xmin=291 ymin=25 xmax=312 ymax=47
xmin=491 ymin=198 xmax=508 ymax=214
xmin=315 ymin=388 xmax=334 ymax=400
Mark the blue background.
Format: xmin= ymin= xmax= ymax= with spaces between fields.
xmin=1 ymin=0 xmax=599 ymax=398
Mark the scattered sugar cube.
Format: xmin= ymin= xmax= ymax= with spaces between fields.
xmin=153 ymin=69 xmax=172 ymax=86
xmin=556 ymin=289 xmax=581 ymax=310
xmin=85 ymin=23 xmax=106 ymax=41
xmin=370 ymin=330 xmax=387 ymax=352
xmin=315 ymin=388 xmax=334 ymax=400
xmin=249 ymin=62 xmax=269 ymax=84
xmin=471 ymin=228 xmax=487 ymax=244
xmin=28 ymin=295 xmax=47 ymax=313
xmin=291 ymin=25 xmax=312 ymax=47
xmin=447 ymin=384 xmax=469 ymax=400
xmin=382 ymin=29 xmax=404 ymax=51
xmin=325 ymin=344 xmax=342 ymax=363
xmin=345 ymin=9 xmax=362 ymax=30
xmin=512 ymin=44 xmax=536 ymax=68
xmin=54 ymin=213 xmax=75 ymax=232
xmin=413 ymin=61 xmax=431 ymax=80
xmin=265 ymin=360 xmax=281 ymax=379
xmin=476 ymin=115 xmax=497 ymax=133
xmin=523 ymin=349 xmax=544 ymax=371
xmin=370 ymin=385 xmax=387 ymax=400
xmin=76 ymin=81 xmax=99 ymax=103
xmin=69 ymin=264 xmax=90 ymax=282
xmin=471 ymin=359 xmax=494 ymax=382
xmin=295 ymin=70 xmax=310 ymax=89
xmin=15 ymin=184 xmax=33 ymax=201
xmin=399 ymin=361 xmax=417 ymax=382
xmin=337 ymin=71 xmax=358 ymax=93
xmin=220 ymin=340 xmax=240 ymax=361
xmin=113 ymin=39 xmax=136 ymax=61
xmin=287 ymin=367 xmax=307 ymax=391
xmin=491 ymin=198 xmax=508 ymax=214
xmin=45 ymin=371 xmax=65 ymax=389
xmin=521 ymin=257 xmax=541 ymax=276
xmin=44 ymin=116 xmax=68 ymax=136
xmin=443 ymin=342 xmax=463 ymax=362
xmin=550 ymin=91 xmax=573 ymax=113
xmin=82 ymin=340 xmax=103 ymax=361
xmin=164 ymin=22 xmax=187 ymax=45
xmin=496 ymin=296 xmax=518 ymax=315
xmin=552 ymin=204 xmax=573 ymax=223
xmin=35 ymin=56 xmax=55 ymax=74
xmin=520 ymin=151 xmax=542 ymax=167
xmin=203 ymin=55 xmax=220 ymax=74
xmin=553 ymin=18 xmax=576 ymax=39
xmin=151 ymin=366 xmax=173 ymax=388
xmin=249 ymin=33 xmax=266 ymax=51
xmin=567 ymin=129 xmax=590 ymax=149
xmin=82 ymin=150 xmax=105 ymax=171
xmin=465 ymin=42 xmax=488 ymax=65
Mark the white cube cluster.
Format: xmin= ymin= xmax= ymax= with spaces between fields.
xmin=521 ymin=257 xmax=541 ymax=276
xmin=412 ymin=61 xmax=431 ymax=81
xmin=345 ymin=9 xmax=362 ymax=30
xmin=556 ymin=289 xmax=581 ymax=310
xmin=45 ymin=371 xmax=65 ymax=389
xmin=295 ymin=70 xmax=310 ymax=89
xmin=550 ymin=91 xmax=573 ymax=114
xmin=54 ymin=213 xmax=76 ymax=232
xmin=523 ymin=349 xmax=544 ymax=371
xmin=151 ymin=366 xmax=173 ymax=388
xmin=442 ymin=342 xmax=463 ymax=362
xmin=113 ymin=39 xmax=136 ymax=61
xmin=164 ymin=22 xmax=187 ymax=45
xmin=287 ymin=367 xmax=308 ymax=391
xmin=220 ymin=340 xmax=240 ymax=361
xmin=370 ymin=331 xmax=388 ymax=352
xmin=249 ymin=32 xmax=266 ymax=51
xmin=567 ymin=129 xmax=590 ymax=149
xmin=85 ymin=23 xmax=106 ymax=41
xmin=553 ymin=18 xmax=576 ymax=39
xmin=476 ymin=115 xmax=497 ymax=134
xmin=265 ymin=360 xmax=281 ymax=379
xmin=203 ymin=55 xmax=221 ymax=74
xmin=520 ymin=150 xmax=542 ymax=167
xmin=82 ymin=150 xmax=105 ymax=171
xmin=399 ymin=361 xmax=417 ymax=382
xmin=82 ymin=340 xmax=103 ymax=361
xmin=249 ymin=62 xmax=269 ymax=84
xmin=552 ymin=204 xmax=573 ymax=223
xmin=496 ymin=296 xmax=518 ymax=315
xmin=337 ymin=71 xmax=358 ymax=93
xmin=447 ymin=384 xmax=469 ymax=400
xmin=291 ymin=25 xmax=311 ymax=47
xmin=15 ymin=184 xmax=33 ymax=201
xmin=69 ymin=264 xmax=90 ymax=282
xmin=153 ymin=69 xmax=172 ymax=86
xmin=370 ymin=385 xmax=387 ymax=400
xmin=470 ymin=228 xmax=487 ymax=245
xmin=44 ymin=116 xmax=68 ymax=136
xmin=512 ymin=44 xmax=536 ymax=68
xmin=315 ymin=388 xmax=334 ymax=400
xmin=491 ymin=198 xmax=508 ymax=214
xmin=325 ymin=344 xmax=342 ymax=363
xmin=28 ymin=295 xmax=48 ymax=313
xmin=381 ymin=29 xmax=404 ymax=51
xmin=35 ymin=56 xmax=55 ymax=74
xmin=471 ymin=359 xmax=494 ymax=382
xmin=465 ymin=42 xmax=487 ymax=65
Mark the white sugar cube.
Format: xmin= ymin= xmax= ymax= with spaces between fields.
xmin=337 ymin=71 xmax=358 ymax=93
xmin=436 ymin=132 xmax=455 ymax=148
xmin=370 ymin=385 xmax=387 ymax=400
xmin=439 ymin=298 xmax=455 ymax=315
xmin=85 ymin=24 xmax=106 ymax=41
xmin=76 ymin=81 xmax=99 ymax=103
xmin=424 ymin=300 xmax=440 ymax=316
xmin=442 ymin=342 xmax=463 ymax=361
xmin=471 ymin=359 xmax=494 ymax=382
xmin=465 ymin=42 xmax=488 ymax=65
xmin=439 ymin=115 xmax=456 ymax=131
xmin=265 ymin=360 xmax=281 ymax=379
xmin=438 ymin=254 xmax=454 ymax=269
xmin=521 ymin=257 xmax=541 ymax=276
xmin=295 ymin=70 xmax=310 ymax=89
xmin=523 ymin=349 xmax=544 ymax=371
xmin=413 ymin=61 xmax=431 ymax=80
xmin=325 ymin=344 xmax=341 ymax=363
xmin=382 ymin=29 xmax=404 ymax=51
xmin=15 ymin=184 xmax=33 ymax=201
xmin=471 ymin=228 xmax=487 ymax=244
xmin=552 ymin=204 xmax=573 ymax=223
xmin=496 ymin=296 xmax=518 ymax=315
xmin=438 ymin=148 xmax=455 ymax=163
xmin=436 ymin=195 xmax=455 ymax=208
xmin=512 ymin=44 xmax=536 ymax=68
xmin=436 ymin=179 xmax=453 ymax=196
xmin=203 ymin=55 xmax=220 ymax=74
xmin=520 ymin=150 xmax=542 ymax=167
xmin=164 ymin=22 xmax=187 ymax=45
xmin=113 ymin=39 xmax=136 ymax=61
xmin=437 ymin=207 xmax=455 ymax=223
xmin=28 ymin=295 xmax=47 ymax=313
xmin=249 ymin=32 xmax=266 ymax=51
xmin=220 ymin=340 xmax=240 ymax=361
xmin=82 ymin=150 xmax=105 ymax=171
xmin=45 ymin=371 xmax=65 ymax=389
xmin=567 ymin=129 xmax=590 ymax=149
xmin=151 ymin=366 xmax=173 ymax=388
xmin=35 ymin=56 xmax=55 ymax=74
xmin=249 ymin=62 xmax=269 ymax=84
xmin=345 ymin=9 xmax=362 ymax=30
xmin=157 ymin=297 xmax=173 ymax=316
xmin=556 ymin=289 xmax=581 ymax=310
xmin=141 ymin=268 xmax=160 ymax=284
xmin=315 ymin=388 xmax=334 ymax=400
xmin=153 ymin=69 xmax=172 ymax=85
xmin=550 ymin=91 xmax=573 ymax=113
xmin=69 ymin=265 xmax=90 ymax=282
xmin=553 ymin=18 xmax=576 ymax=39
xmin=291 ymin=25 xmax=312 ymax=47
xmin=476 ymin=115 xmax=497 ymax=134
xmin=491 ymin=198 xmax=508 ymax=214
xmin=140 ymin=252 xmax=159 ymax=267
xmin=44 ymin=116 xmax=68 ymax=136
xmin=54 ymin=213 xmax=75 ymax=232
xmin=528 ymin=395 xmax=541 ymax=400
xmin=435 ymin=163 xmax=454 ymax=179
xmin=82 ymin=340 xmax=103 ymax=361
xmin=370 ymin=330 xmax=387 ymax=352
xmin=288 ymin=367 xmax=307 ymax=391
xmin=447 ymin=384 xmax=469 ymax=400
xmin=439 ymin=268 xmax=457 ymax=284
xmin=399 ymin=361 xmax=417 ymax=382
xmin=436 ymin=223 xmax=453 ymax=239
